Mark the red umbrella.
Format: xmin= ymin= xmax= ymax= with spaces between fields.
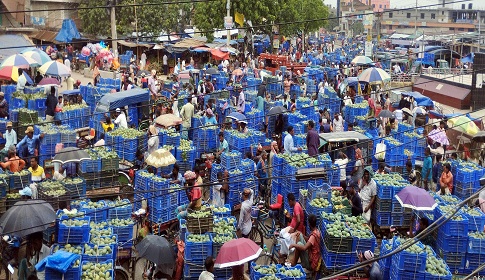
xmin=214 ymin=238 xmax=262 ymax=268
xmin=38 ymin=77 xmax=60 ymax=86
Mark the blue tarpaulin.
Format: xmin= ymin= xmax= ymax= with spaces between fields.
xmin=96 ymin=88 xmax=150 ymax=112
xmin=401 ymin=91 xmax=434 ymax=107
xmin=55 ymin=19 xmax=81 ymax=43
xmin=461 ymin=53 xmax=474 ymax=63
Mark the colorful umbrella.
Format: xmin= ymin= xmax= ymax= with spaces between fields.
xmin=0 ymin=54 xmax=38 ymax=68
xmin=395 ymin=186 xmax=438 ymax=211
xmin=0 ymin=66 xmax=20 ymax=81
xmin=351 ymin=55 xmax=373 ymax=65
xmin=38 ymin=77 xmax=60 ymax=86
xmin=449 ymin=116 xmax=479 ymax=136
xmin=145 ymin=148 xmax=176 ymax=168
xmin=39 ymin=61 xmax=71 ymax=77
xmin=22 ymin=50 xmax=52 ymax=65
xmin=428 ymin=128 xmax=449 ymax=146
xmin=214 ymin=238 xmax=262 ymax=268
xmin=358 ymin=67 xmax=391 ymax=84
xmin=154 ymin=114 xmax=182 ymax=127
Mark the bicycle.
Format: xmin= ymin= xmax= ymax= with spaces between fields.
xmin=248 ymin=202 xmax=281 ymax=248
xmin=252 ymin=233 xmax=284 ymax=266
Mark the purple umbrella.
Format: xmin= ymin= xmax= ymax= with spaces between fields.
xmin=38 ymin=77 xmax=60 ymax=86
xmin=395 ymin=186 xmax=438 ymax=211
xmin=428 ymin=128 xmax=449 ymax=146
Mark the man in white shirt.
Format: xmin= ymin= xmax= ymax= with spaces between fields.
xmin=335 ymin=152 xmax=349 ymax=188
xmin=16 ymin=68 xmax=26 ymax=92
xmin=237 ymin=188 xmax=253 ymax=238
xmin=333 ymin=113 xmax=344 ymax=133
xmin=140 ymin=51 xmax=147 ymax=70
xmin=64 ymin=56 xmax=71 ymax=70
xmin=179 ymin=97 xmax=194 ymax=140
xmin=162 ymin=54 xmax=168 ymax=75
xmin=283 ymin=126 xmax=302 ymax=155
xmin=198 ymin=257 xmax=215 ymax=280
xmin=393 ymin=63 xmax=401 ymax=74
xmin=212 ymin=172 xmax=228 ymax=207
xmin=114 ymin=108 xmax=128 ymax=128
xmin=148 ymin=70 xmax=159 ymax=98
xmin=0 ymin=122 xmax=17 ymax=157
xmin=236 ymin=86 xmax=245 ymax=113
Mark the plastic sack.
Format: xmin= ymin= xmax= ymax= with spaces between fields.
xmin=375 ymin=141 xmax=386 ymax=161
xmin=35 ymin=250 xmax=79 ymax=273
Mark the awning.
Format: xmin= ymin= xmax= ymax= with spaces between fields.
xmin=118 ymin=40 xmax=152 ymax=48
xmin=31 ymin=30 xmax=58 ymax=43
xmin=191 ymin=47 xmax=211 ymax=53
xmin=172 ymin=38 xmax=207 ymax=50
xmin=412 ymin=77 xmax=471 ymax=109
xmin=211 ymin=49 xmax=229 ymax=60
xmin=153 ymin=44 xmax=165 ymax=50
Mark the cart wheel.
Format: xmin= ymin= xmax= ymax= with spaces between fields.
xmin=249 ymin=227 xmax=264 ymax=249
xmin=114 ymin=266 xmax=130 ymax=280
xmin=138 ymin=120 xmax=149 ymax=132
xmin=120 ymin=185 xmax=134 ymax=200
xmin=118 ymin=172 xmax=132 ymax=187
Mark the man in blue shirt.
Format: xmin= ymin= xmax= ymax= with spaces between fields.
xmin=215 ymin=132 xmax=229 ymax=157
xmin=17 ymin=126 xmax=44 ymax=162
xmin=422 ymin=147 xmax=433 ymax=191
xmin=204 ymin=108 xmax=217 ymax=126
xmin=284 ymin=126 xmax=302 ymax=155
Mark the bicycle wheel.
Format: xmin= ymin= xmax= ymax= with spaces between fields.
xmin=114 ymin=266 xmax=130 ymax=280
xmin=248 ymin=227 xmax=264 ymax=248
xmin=253 ymin=253 xmax=277 ymax=266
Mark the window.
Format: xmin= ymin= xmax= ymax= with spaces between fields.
xmin=421 ymin=13 xmax=425 ymax=19
xmin=379 ymin=4 xmax=382 ymax=8
xmin=462 ymin=4 xmax=465 ymax=9
xmin=389 ymin=12 xmax=393 ymax=18
xmin=431 ymin=13 xmax=436 ymax=19
xmin=384 ymin=5 xmax=386 ymax=8
xmin=372 ymin=4 xmax=375 ymax=8
xmin=442 ymin=11 xmax=445 ymax=15
xmin=469 ymin=3 xmax=473 ymax=9
xmin=407 ymin=13 xmax=411 ymax=18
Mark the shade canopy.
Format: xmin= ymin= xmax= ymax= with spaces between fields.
xmin=0 ymin=200 xmax=56 ymax=237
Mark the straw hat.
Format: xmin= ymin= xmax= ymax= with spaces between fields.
xmin=25 ymin=126 xmax=34 ymax=134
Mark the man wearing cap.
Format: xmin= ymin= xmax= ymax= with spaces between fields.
xmin=114 ymin=108 xmax=128 ymax=129
xmin=0 ymin=122 xmax=17 ymax=158
xmin=45 ymin=86 xmax=57 ymax=122
xmin=175 ymin=171 xmax=202 ymax=219
xmin=347 ymin=182 xmax=363 ymax=217
xmin=17 ymin=126 xmax=44 ymax=161
xmin=204 ymin=109 xmax=217 ymax=126
xmin=357 ymin=250 xmax=383 ymax=280
xmin=0 ymin=92 xmax=7 ymax=118
xmin=359 ymin=166 xmax=377 ymax=223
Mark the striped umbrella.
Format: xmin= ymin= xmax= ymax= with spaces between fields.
xmin=351 ymin=55 xmax=373 ymax=65
xmin=358 ymin=67 xmax=391 ymax=84
xmin=0 ymin=66 xmax=20 ymax=81
xmin=0 ymin=54 xmax=39 ymax=68
xmin=39 ymin=61 xmax=71 ymax=77
xmin=22 ymin=50 xmax=52 ymax=65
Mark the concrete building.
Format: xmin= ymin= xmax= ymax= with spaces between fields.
xmin=339 ymin=0 xmax=374 ymax=36
xmin=380 ymin=6 xmax=485 ymax=34
xmin=1 ymin=0 xmax=80 ymax=30
xmin=340 ymin=0 xmax=390 ymax=12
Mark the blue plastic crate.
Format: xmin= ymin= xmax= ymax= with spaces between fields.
xmin=45 ymin=262 xmax=81 ymax=280
xmin=57 ymin=217 xmax=90 ymax=244
xmin=351 ymin=230 xmax=376 ymax=252
xmin=379 ymin=239 xmax=393 ymax=268
xmin=375 ymin=211 xmax=391 ymax=226
xmin=184 ymin=233 xmax=212 ymax=261
xmin=212 ymin=204 xmax=231 ymax=217
xmin=80 ymin=158 xmax=102 ymax=173
xmin=82 ymin=244 xmax=115 ymax=263
xmin=184 ymin=262 xmax=205 ymax=278
xmin=276 ymin=264 xmax=306 ymax=280
xmin=322 ymin=243 xmax=355 ymax=269
xmin=62 ymin=178 xmax=86 ymax=198
xmin=110 ymin=223 xmax=134 ymax=242
xmin=437 ymin=210 xmax=469 ymax=237
xmin=392 ymin=199 xmax=404 ymax=213
xmin=441 ymin=252 xmax=466 ymax=271
xmin=391 ymin=214 xmax=404 ymax=226
xmin=392 ymin=243 xmax=427 ymax=272
xmin=464 ymin=208 xmax=485 ymax=232
xmin=464 ymin=253 xmax=485 ymax=272
xmin=467 ymin=235 xmax=485 ymax=254
xmin=390 ymin=266 xmax=426 ymax=280
xmin=107 ymin=199 xmax=132 ymax=220
xmin=80 ymin=202 xmax=108 ymax=223
xmin=437 ymin=230 xmax=468 ymax=253
xmin=377 ymin=183 xmax=394 ymax=199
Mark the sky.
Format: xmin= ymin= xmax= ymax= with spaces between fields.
xmin=325 ymin=0 xmax=484 ymax=9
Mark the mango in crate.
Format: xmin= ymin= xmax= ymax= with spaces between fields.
xmin=186 ymin=234 xmax=210 ymax=243
xmin=326 ymin=221 xmax=351 ymax=237
xmin=426 ymin=255 xmax=449 ymax=276
xmin=83 ymin=244 xmax=112 ymax=256
xmin=309 ymin=198 xmax=329 ymax=208
xmin=254 ymin=264 xmax=277 ymax=275
xmin=81 ymin=261 xmax=112 ymax=280
xmin=278 ymin=267 xmax=303 ymax=277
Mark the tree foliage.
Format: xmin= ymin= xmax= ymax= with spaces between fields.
xmin=351 ymin=21 xmax=364 ymax=36
xmin=193 ymin=0 xmax=328 ymax=42
xmin=326 ymin=12 xmax=339 ymax=32
xmin=78 ymin=0 xmax=192 ymax=40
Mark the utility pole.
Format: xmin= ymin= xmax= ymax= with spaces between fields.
xmin=226 ymin=0 xmax=231 ymax=46
xmin=110 ymin=0 xmax=118 ymax=55
xmin=134 ymin=0 xmax=138 ymax=44
xmin=415 ymin=0 xmax=418 ymax=37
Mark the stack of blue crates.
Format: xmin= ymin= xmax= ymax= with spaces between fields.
xmin=220 ymin=150 xmax=242 ymax=171
xmin=390 ymin=239 xmax=427 ymax=279
xmin=184 ymin=233 xmax=213 ymax=279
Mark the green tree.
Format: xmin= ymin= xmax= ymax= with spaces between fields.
xmin=298 ymin=0 xmax=328 ymax=36
xmin=351 ymin=21 xmax=365 ymax=36
xmin=78 ymin=0 xmax=192 ymax=40
xmin=327 ymin=12 xmax=339 ymax=32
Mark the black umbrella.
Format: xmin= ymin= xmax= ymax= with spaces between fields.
xmin=52 ymin=147 xmax=90 ymax=165
xmin=0 ymin=200 xmax=56 ymax=237
xmin=268 ymin=106 xmax=288 ymax=116
xmin=136 ymin=235 xmax=175 ymax=265
xmin=378 ymin=109 xmax=395 ymax=118
xmin=473 ymin=131 xmax=485 ymax=143
xmin=206 ymin=68 xmax=219 ymax=75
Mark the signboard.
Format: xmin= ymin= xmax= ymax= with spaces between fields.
xmin=273 ymin=35 xmax=280 ymax=49
xmin=31 ymin=16 xmax=45 ymax=26
xmin=224 ymin=16 xmax=233 ymax=29
xmin=365 ymin=41 xmax=373 ymax=57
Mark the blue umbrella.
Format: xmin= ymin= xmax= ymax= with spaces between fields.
xmin=227 ymin=112 xmax=246 ymax=122
xmin=358 ymin=67 xmax=391 ymax=84
xmin=22 ymin=71 xmax=33 ymax=85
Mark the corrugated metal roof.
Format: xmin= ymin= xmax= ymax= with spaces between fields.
xmin=0 ymin=34 xmax=34 ymax=60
